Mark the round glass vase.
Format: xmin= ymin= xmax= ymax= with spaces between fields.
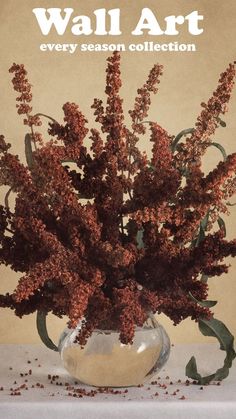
xmin=58 ymin=315 xmax=170 ymax=387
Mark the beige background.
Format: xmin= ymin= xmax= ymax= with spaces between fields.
xmin=0 ymin=0 xmax=235 ymax=345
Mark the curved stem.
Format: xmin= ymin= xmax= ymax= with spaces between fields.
xmin=127 ymin=190 xmax=132 ymax=200
xmin=25 ymin=111 xmax=37 ymax=151
xmin=4 ymin=187 xmax=13 ymax=209
xmin=34 ymin=113 xmax=59 ymax=124
xmin=139 ymin=120 xmax=155 ymax=125
xmin=171 ymin=128 xmax=195 ymax=152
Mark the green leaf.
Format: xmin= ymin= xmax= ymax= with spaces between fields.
xmin=217 ymin=216 xmax=226 ymax=237
xmin=186 ymin=317 xmax=236 ymax=384
xmin=210 ymin=142 xmax=227 ymax=161
xmin=136 ymin=229 xmax=144 ymax=249
xmin=200 ymin=273 xmax=209 ymax=283
xmin=216 ymin=117 xmax=227 ymax=128
xmin=186 ymin=356 xmax=216 ymax=384
xmin=24 ymin=134 xmax=34 ymax=169
xmin=192 ymin=211 xmax=210 ymax=248
xmin=219 ymin=121 xmax=227 ymax=128
xmin=180 ymin=168 xmax=190 ymax=177
xmin=4 ymin=187 xmax=12 ymax=210
xmin=194 ymin=223 xmax=205 ymax=247
xmin=36 ymin=311 xmax=58 ymax=352
xmin=148 ymin=164 xmax=156 ymax=172
xmin=189 ymin=292 xmax=217 ymax=308
xmin=171 ymin=128 xmax=195 ymax=152
xmin=201 ymin=211 xmax=210 ymax=230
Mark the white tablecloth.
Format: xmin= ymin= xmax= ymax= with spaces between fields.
xmin=0 ymin=343 xmax=235 ymax=419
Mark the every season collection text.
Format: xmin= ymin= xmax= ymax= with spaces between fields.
xmin=39 ymin=42 xmax=196 ymax=53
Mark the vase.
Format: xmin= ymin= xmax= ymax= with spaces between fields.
xmin=58 ymin=315 xmax=170 ymax=387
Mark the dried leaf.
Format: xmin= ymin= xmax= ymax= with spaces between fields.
xmin=200 ymin=273 xmax=209 ymax=283
xmin=36 ymin=311 xmax=58 ymax=352
xmin=216 ymin=117 xmax=227 ymax=127
xmin=189 ymin=292 xmax=217 ymax=308
xmin=136 ymin=229 xmax=144 ymax=249
xmin=24 ymin=134 xmax=34 ymax=169
xmin=171 ymin=128 xmax=194 ymax=152
xmin=186 ymin=317 xmax=236 ymax=384
xmin=217 ymin=216 xmax=226 ymax=237
xmin=211 ymin=142 xmax=227 ymax=161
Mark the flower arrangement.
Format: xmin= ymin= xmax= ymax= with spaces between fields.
xmin=0 ymin=52 xmax=236 ymax=385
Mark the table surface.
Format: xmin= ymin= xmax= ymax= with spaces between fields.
xmin=0 ymin=343 xmax=235 ymax=419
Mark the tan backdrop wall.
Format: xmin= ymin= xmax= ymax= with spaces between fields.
xmin=0 ymin=0 xmax=235 ymax=345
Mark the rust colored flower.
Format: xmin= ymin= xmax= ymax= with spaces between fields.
xmin=0 ymin=53 xmax=236 ymax=352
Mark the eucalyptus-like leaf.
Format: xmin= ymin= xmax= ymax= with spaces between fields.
xmin=4 ymin=187 xmax=12 ymax=210
xmin=189 ymin=292 xmax=217 ymax=308
xmin=210 ymin=142 xmax=227 ymax=161
xmin=186 ymin=317 xmax=236 ymax=384
xmin=171 ymin=128 xmax=194 ymax=152
xmin=217 ymin=216 xmax=226 ymax=237
xmin=200 ymin=273 xmax=209 ymax=283
xmin=192 ymin=211 xmax=209 ymax=248
xmin=136 ymin=229 xmax=144 ymax=249
xmin=24 ymin=134 xmax=34 ymax=169
xmin=36 ymin=311 xmax=58 ymax=352
xmin=180 ymin=167 xmax=190 ymax=177
xmin=186 ymin=356 xmax=215 ymax=384
xmin=194 ymin=224 xmax=205 ymax=247
xmin=200 ymin=211 xmax=210 ymax=231
xmin=148 ymin=164 xmax=156 ymax=172
xmin=216 ymin=117 xmax=227 ymax=128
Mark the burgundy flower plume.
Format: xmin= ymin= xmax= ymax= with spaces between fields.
xmin=0 ymin=54 xmax=236 ymax=384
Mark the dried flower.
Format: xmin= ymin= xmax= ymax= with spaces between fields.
xmin=0 ymin=53 xmax=236 ymax=354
